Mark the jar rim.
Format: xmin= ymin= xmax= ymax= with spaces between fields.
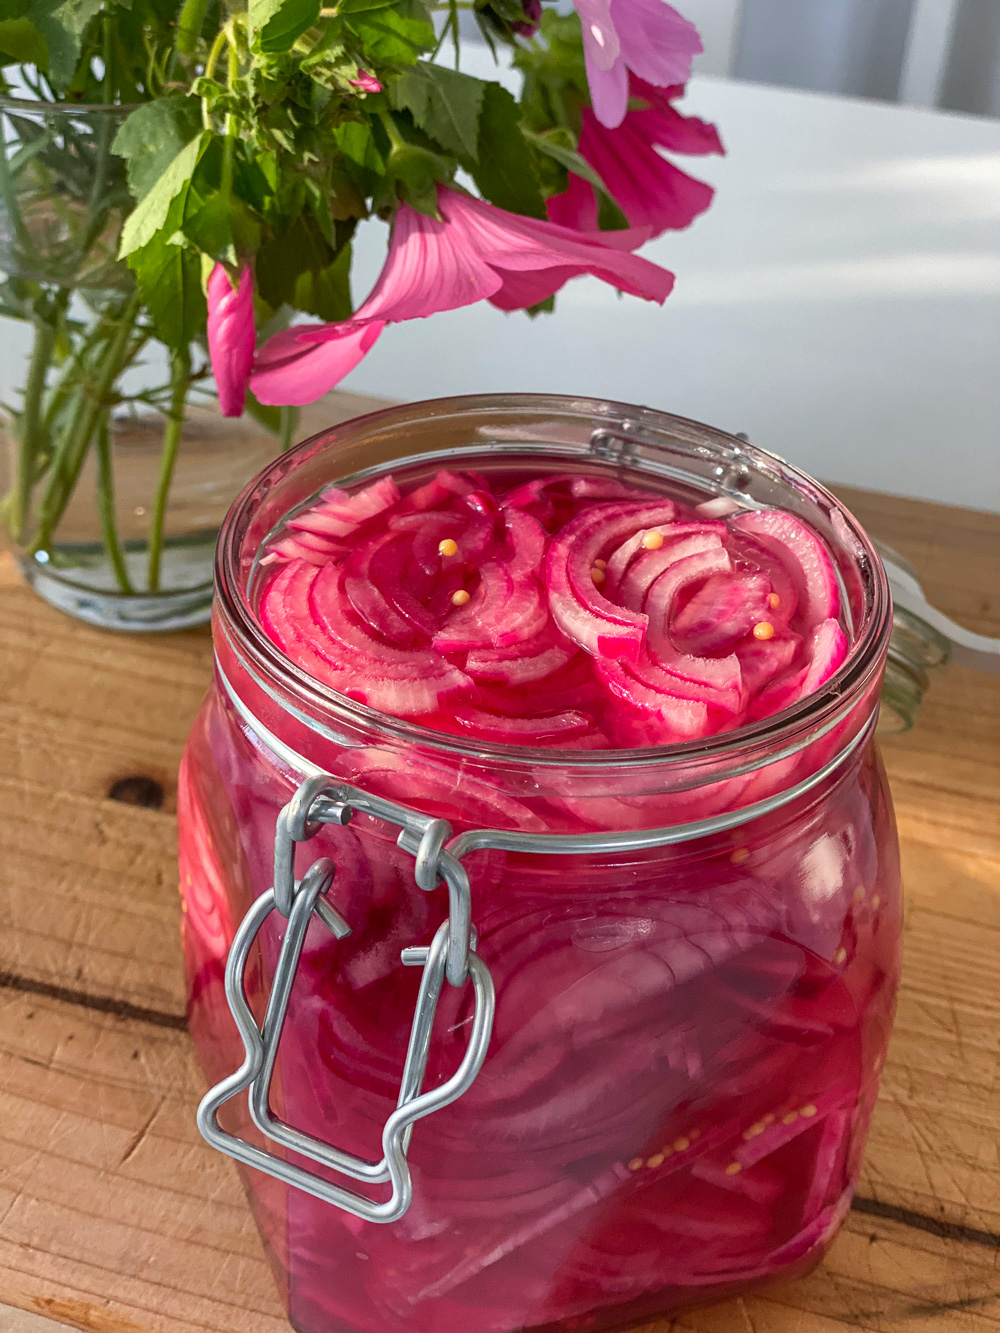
xmin=215 ymin=393 xmax=892 ymax=773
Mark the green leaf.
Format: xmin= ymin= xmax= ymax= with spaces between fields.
xmin=293 ymin=240 xmax=352 ymax=321
xmin=526 ymin=294 xmax=555 ymax=317
xmin=181 ymin=192 xmax=263 ymax=265
xmin=32 ymin=0 xmax=104 ymax=89
xmin=126 ymin=196 xmax=206 ymax=349
xmin=390 ymin=64 xmax=485 ymax=161
xmin=118 ymin=131 xmax=211 ymax=259
xmin=344 ymin=0 xmax=434 ymax=65
xmin=471 ymin=84 xmax=545 ymax=219
xmin=334 ymin=120 xmax=385 ymax=196
xmin=0 ymin=18 xmax=46 ymax=64
xmin=256 ymin=213 xmax=353 ymax=321
xmin=250 ymin=0 xmax=321 ymax=54
xmin=112 ymin=96 xmax=203 ymax=203
xmin=525 ymin=128 xmax=628 ymax=230
xmin=386 ymin=139 xmax=450 ymax=216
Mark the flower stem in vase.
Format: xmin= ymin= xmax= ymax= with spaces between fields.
xmin=146 ymin=346 xmax=192 ymax=594
xmin=9 ymin=302 xmax=64 ymax=544
xmin=94 ymin=410 xmax=134 ymax=595
xmin=29 ymin=289 xmax=145 ymax=559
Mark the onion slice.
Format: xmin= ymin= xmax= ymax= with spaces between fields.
xmin=546 ymin=501 xmax=678 ymax=660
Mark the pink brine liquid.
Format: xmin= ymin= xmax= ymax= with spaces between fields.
xmin=179 ymin=456 xmax=901 ymax=1333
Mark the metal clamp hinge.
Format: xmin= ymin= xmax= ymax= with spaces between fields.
xmin=196 ymin=777 xmax=495 ymax=1224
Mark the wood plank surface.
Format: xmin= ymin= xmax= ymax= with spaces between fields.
xmin=0 ymin=469 xmax=998 ymax=1333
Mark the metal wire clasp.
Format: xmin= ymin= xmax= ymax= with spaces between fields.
xmin=196 ymin=776 xmax=496 ymax=1224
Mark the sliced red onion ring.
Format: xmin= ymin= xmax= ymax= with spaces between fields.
xmin=731 ymin=510 xmax=839 ymax=623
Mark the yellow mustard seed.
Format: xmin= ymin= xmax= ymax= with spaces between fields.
xmin=781 ymin=1111 xmax=799 ymax=1125
xmin=752 ymin=621 xmax=775 ymax=641
xmin=642 ymin=530 xmax=664 ymax=550
xmin=725 ymin=1162 xmax=742 ymax=1176
xmin=672 ymin=1136 xmax=690 ymax=1153
xmin=730 ymin=847 xmax=750 ymax=865
xmin=438 ymin=538 xmax=459 ymax=557
xmin=594 ymin=558 xmax=608 ymax=569
xmin=591 ymin=566 xmax=606 ymax=585
xmin=646 ymin=1153 xmax=665 ymax=1169
xmin=451 ymin=589 xmax=471 ymax=606
xmin=627 ymin=1157 xmax=644 ymax=1172
xmin=800 ymin=1104 xmax=818 ymax=1118
xmin=833 ymin=947 xmax=848 ymax=966
xmin=767 ymin=592 xmax=781 ymax=610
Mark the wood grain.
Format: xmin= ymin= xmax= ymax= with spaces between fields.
xmin=1 ymin=473 xmax=998 ymax=1333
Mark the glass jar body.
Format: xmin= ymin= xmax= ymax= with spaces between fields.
xmin=179 ymin=397 xmax=901 ymax=1332
xmin=180 ymin=685 xmax=899 ymax=1333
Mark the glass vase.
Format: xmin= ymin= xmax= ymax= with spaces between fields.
xmin=0 ymin=97 xmax=279 ymax=631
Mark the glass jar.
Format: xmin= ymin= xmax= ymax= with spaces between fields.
xmin=179 ymin=395 xmax=901 ymax=1333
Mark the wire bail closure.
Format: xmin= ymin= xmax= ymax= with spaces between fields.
xmin=196 ymin=778 xmax=495 ymax=1224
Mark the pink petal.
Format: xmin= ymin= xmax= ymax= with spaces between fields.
xmin=585 ymin=52 xmax=629 ymax=129
xmin=356 ymin=203 xmax=503 ymax=323
xmin=629 ymin=78 xmax=725 ymax=156
xmin=207 ymin=263 xmax=255 ymax=418
xmin=488 ymin=266 xmax=583 ymax=312
xmin=546 ymin=171 xmax=600 ymax=232
xmin=575 ymin=0 xmax=620 ymax=71
xmin=440 ymin=188 xmax=675 ymax=305
xmin=610 ymin=0 xmax=702 ymax=90
xmin=251 ymin=321 xmax=386 ymax=406
xmin=579 ymin=107 xmax=715 ymax=235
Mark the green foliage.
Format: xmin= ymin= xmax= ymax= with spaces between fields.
xmin=249 ymin=0 xmax=321 ymax=55
xmin=472 ymin=84 xmax=545 ymax=218
xmin=343 ymin=0 xmax=435 ymax=65
xmin=127 ymin=197 xmax=206 ymax=346
xmin=112 ymin=96 xmax=203 ymax=200
xmin=33 ymin=1 xmax=105 ymax=89
xmin=119 ymin=130 xmax=210 ymax=256
xmin=390 ymin=64 xmax=485 ymax=160
xmin=525 ymin=127 xmax=628 ymax=229
xmin=256 ymin=213 xmax=354 ymax=320
xmin=0 ymin=0 xmax=628 ymax=365
xmin=0 ymin=18 xmax=47 ymax=65
xmin=514 ymin=9 xmax=591 ymax=137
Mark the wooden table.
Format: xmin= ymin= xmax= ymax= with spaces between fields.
xmin=1 ymin=484 xmax=998 ymax=1333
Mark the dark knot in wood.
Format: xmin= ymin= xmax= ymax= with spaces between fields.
xmin=107 ymin=775 xmax=165 ymax=810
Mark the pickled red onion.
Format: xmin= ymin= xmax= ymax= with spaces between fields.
xmin=256 ymin=466 xmax=847 ymax=748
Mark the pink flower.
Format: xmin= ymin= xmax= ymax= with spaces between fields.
xmin=206 ymin=263 xmax=255 ymax=417
xmin=349 ymin=71 xmax=382 ymax=94
xmin=575 ymin=0 xmax=702 ymax=128
xmin=547 ymin=79 xmax=723 ymax=238
xmin=251 ymin=185 xmax=674 ymax=407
